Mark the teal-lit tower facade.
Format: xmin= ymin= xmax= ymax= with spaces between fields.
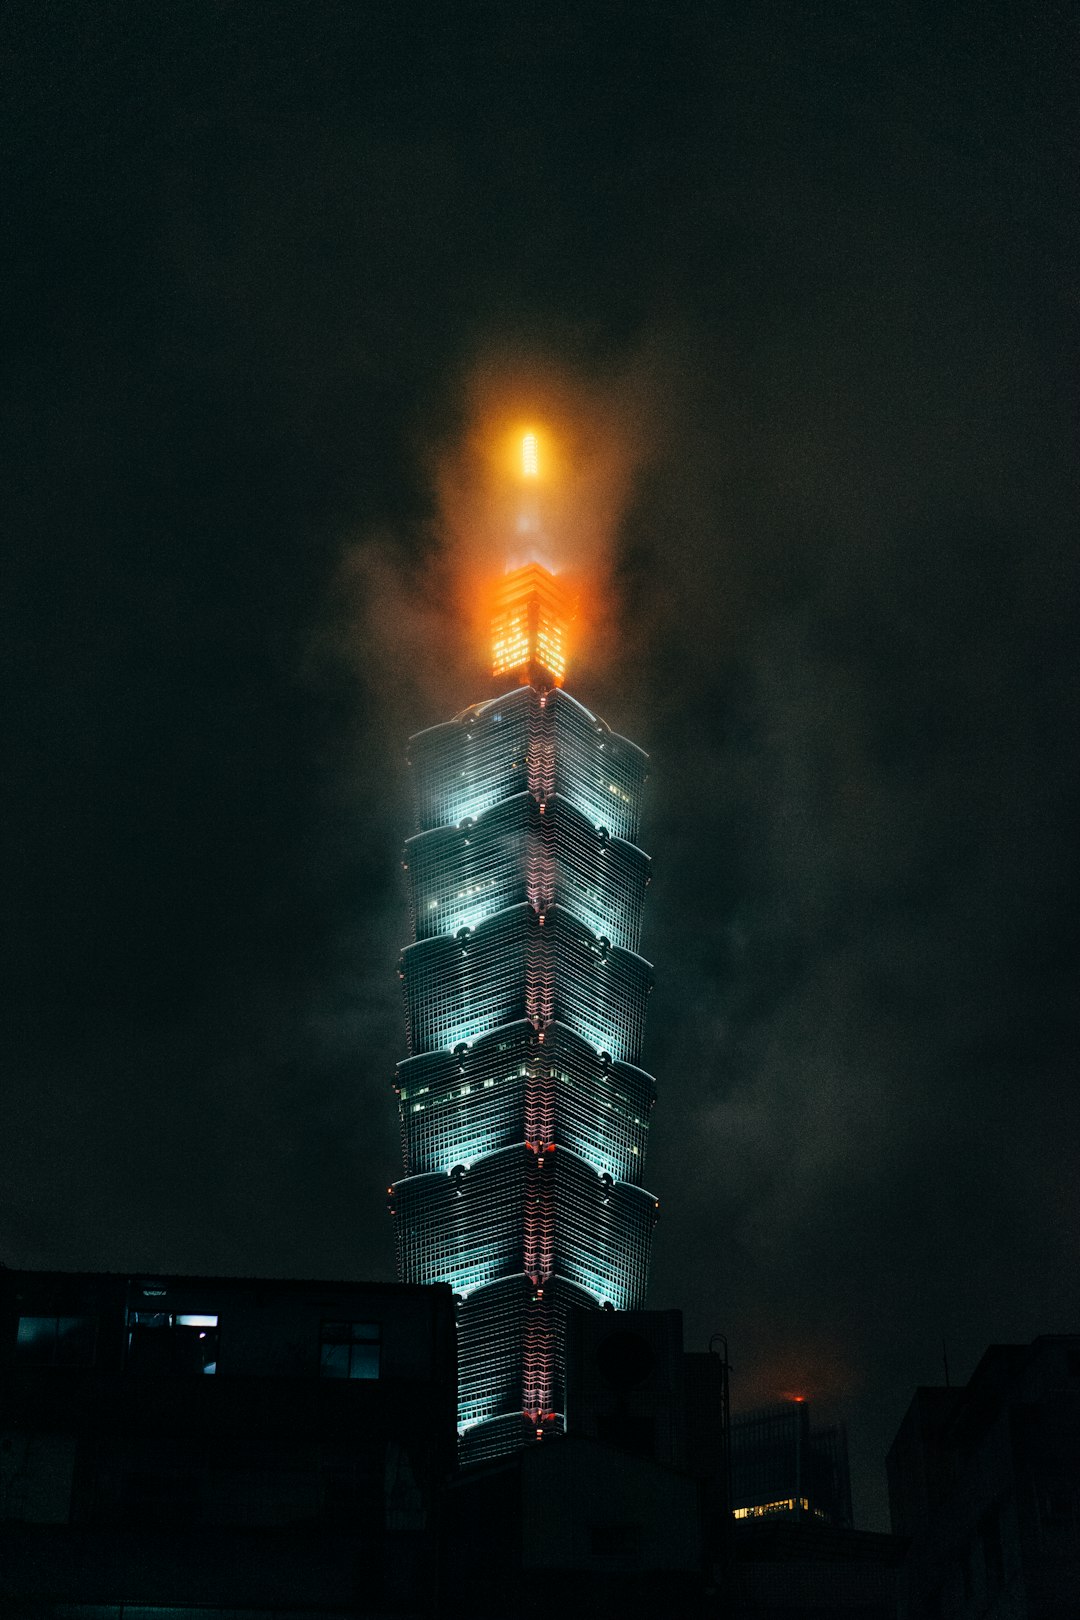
xmin=389 ymin=441 xmax=659 ymax=1463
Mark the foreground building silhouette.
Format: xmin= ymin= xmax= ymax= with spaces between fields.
xmin=390 ymin=437 xmax=660 ymax=1461
xmin=0 ymin=1268 xmax=456 ymax=1614
xmin=888 ymin=1334 xmax=1080 ymax=1619
xmin=4 ymin=1270 xmax=912 ymax=1618
xmin=445 ymin=1306 xmax=904 ymax=1619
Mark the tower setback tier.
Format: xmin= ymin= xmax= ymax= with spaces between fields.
xmin=389 ymin=589 xmax=660 ymax=1460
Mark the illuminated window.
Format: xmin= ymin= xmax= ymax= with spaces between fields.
xmin=733 ymin=1497 xmax=809 ymax=1519
xmin=14 ymin=1314 xmax=97 ymax=1367
xmin=126 ymin=1310 xmax=219 ymax=1375
xmin=320 ymin=1321 xmax=380 ymax=1380
xmin=490 ymin=564 xmax=573 ymax=686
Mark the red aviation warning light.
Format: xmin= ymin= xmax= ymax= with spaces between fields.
xmin=491 ymin=562 xmax=575 ymax=687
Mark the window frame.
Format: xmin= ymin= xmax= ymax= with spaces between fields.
xmin=318 ymin=1319 xmax=381 ymax=1381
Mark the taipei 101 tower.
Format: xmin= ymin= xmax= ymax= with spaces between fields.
xmin=389 ymin=431 xmax=660 ymax=1463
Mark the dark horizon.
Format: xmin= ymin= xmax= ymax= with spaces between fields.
xmin=5 ymin=2 xmax=1078 ymax=1529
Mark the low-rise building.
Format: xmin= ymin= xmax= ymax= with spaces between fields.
xmin=0 ymin=1267 xmax=457 ymax=1617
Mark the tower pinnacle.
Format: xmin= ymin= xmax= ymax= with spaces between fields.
xmin=490 ymin=561 xmax=575 ymax=688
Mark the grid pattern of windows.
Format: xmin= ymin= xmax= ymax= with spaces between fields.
xmin=544 ymin=908 xmax=653 ymax=1065
xmin=398 ymin=1021 xmax=533 ymax=1176
xmin=540 ymin=796 xmax=650 ymax=952
xmin=391 ymin=1147 xmax=527 ymax=1295
xmin=545 ymin=1151 xmax=658 ymax=1311
xmin=457 ymin=1272 xmax=608 ymax=1450
xmin=456 ymin=1273 xmax=533 ymax=1428
xmin=546 ymin=690 xmax=648 ymax=842
xmin=459 ymin=1410 xmax=560 ymax=1466
xmin=408 ymin=686 xmax=647 ymax=843
xmin=391 ymin=672 xmax=659 ymax=1461
xmin=393 ymin=1144 xmax=655 ymax=1369
xmin=731 ymin=1404 xmax=809 ymax=1516
xmin=522 ymin=1275 xmax=597 ymax=1415
xmin=544 ymin=1023 xmax=656 ymax=1183
xmin=401 ymin=904 xmax=533 ymax=1056
xmin=406 ymin=791 xmax=649 ymax=952
xmin=397 ymin=1020 xmax=655 ymax=1184
xmin=406 ymin=794 xmax=533 ymax=940
xmin=490 ymin=561 xmax=573 ymax=684
xmin=402 ymin=904 xmax=651 ymax=1065
xmin=730 ymin=1404 xmax=853 ymax=1526
xmin=409 ymin=687 xmax=538 ymax=833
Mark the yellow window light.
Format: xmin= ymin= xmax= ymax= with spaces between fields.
xmin=490 ymin=562 xmax=575 ymax=686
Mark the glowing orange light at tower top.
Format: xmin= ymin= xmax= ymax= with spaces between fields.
xmin=491 ymin=562 xmax=575 ymax=688
xmin=521 ymin=431 xmax=539 ymax=478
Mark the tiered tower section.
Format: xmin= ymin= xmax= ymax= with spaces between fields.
xmin=389 ymin=564 xmax=659 ymax=1464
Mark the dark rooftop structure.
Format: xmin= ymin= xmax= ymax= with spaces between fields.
xmin=732 ymin=1518 xmax=904 ymax=1618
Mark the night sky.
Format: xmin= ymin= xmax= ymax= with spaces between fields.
xmin=5 ymin=3 xmax=1079 ymax=1527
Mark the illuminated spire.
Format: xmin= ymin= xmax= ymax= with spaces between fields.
xmin=491 ymin=562 xmax=574 ymax=687
xmin=521 ymin=431 xmax=539 ymax=479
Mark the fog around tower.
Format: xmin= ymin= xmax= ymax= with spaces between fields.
xmin=5 ymin=2 xmax=1078 ymax=1530
xmin=324 ymin=307 xmax=1078 ymax=1518
xmin=330 ymin=339 xmax=670 ymax=731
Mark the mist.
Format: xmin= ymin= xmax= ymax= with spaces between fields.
xmin=5 ymin=0 xmax=1078 ymax=1528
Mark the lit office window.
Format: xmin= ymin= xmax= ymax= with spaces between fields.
xmin=126 ymin=1310 xmax=219 ymax=1374
xmin=320 ymin=1321 xmax=381 ymax=1379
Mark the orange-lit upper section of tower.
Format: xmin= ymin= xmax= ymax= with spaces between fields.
xmin=491 ymin=562 xmax=574 ymax=687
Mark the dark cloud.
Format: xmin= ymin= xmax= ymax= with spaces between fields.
xmin=4 ymin=0 xmax=1078 ymax=1526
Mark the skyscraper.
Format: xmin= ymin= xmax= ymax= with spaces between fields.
xmin=388 ymin=435 xmax=660 ymax=1463
xmin=731 ymin=1402 xmax=853 ymax=1528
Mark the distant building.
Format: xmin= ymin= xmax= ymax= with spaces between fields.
xmin=887 ymin=1334 xmax=1080 ymax=1620
xmin=731 ymin=1400 xmax=854 ymax=1527
xmin=559 ymin=1306 xmax=901 ymax=1616
xmin=727 ymin=1395 xmax=901 ymax=1617
xmin=0 ymin=1267 xmax=456 ymax=1616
